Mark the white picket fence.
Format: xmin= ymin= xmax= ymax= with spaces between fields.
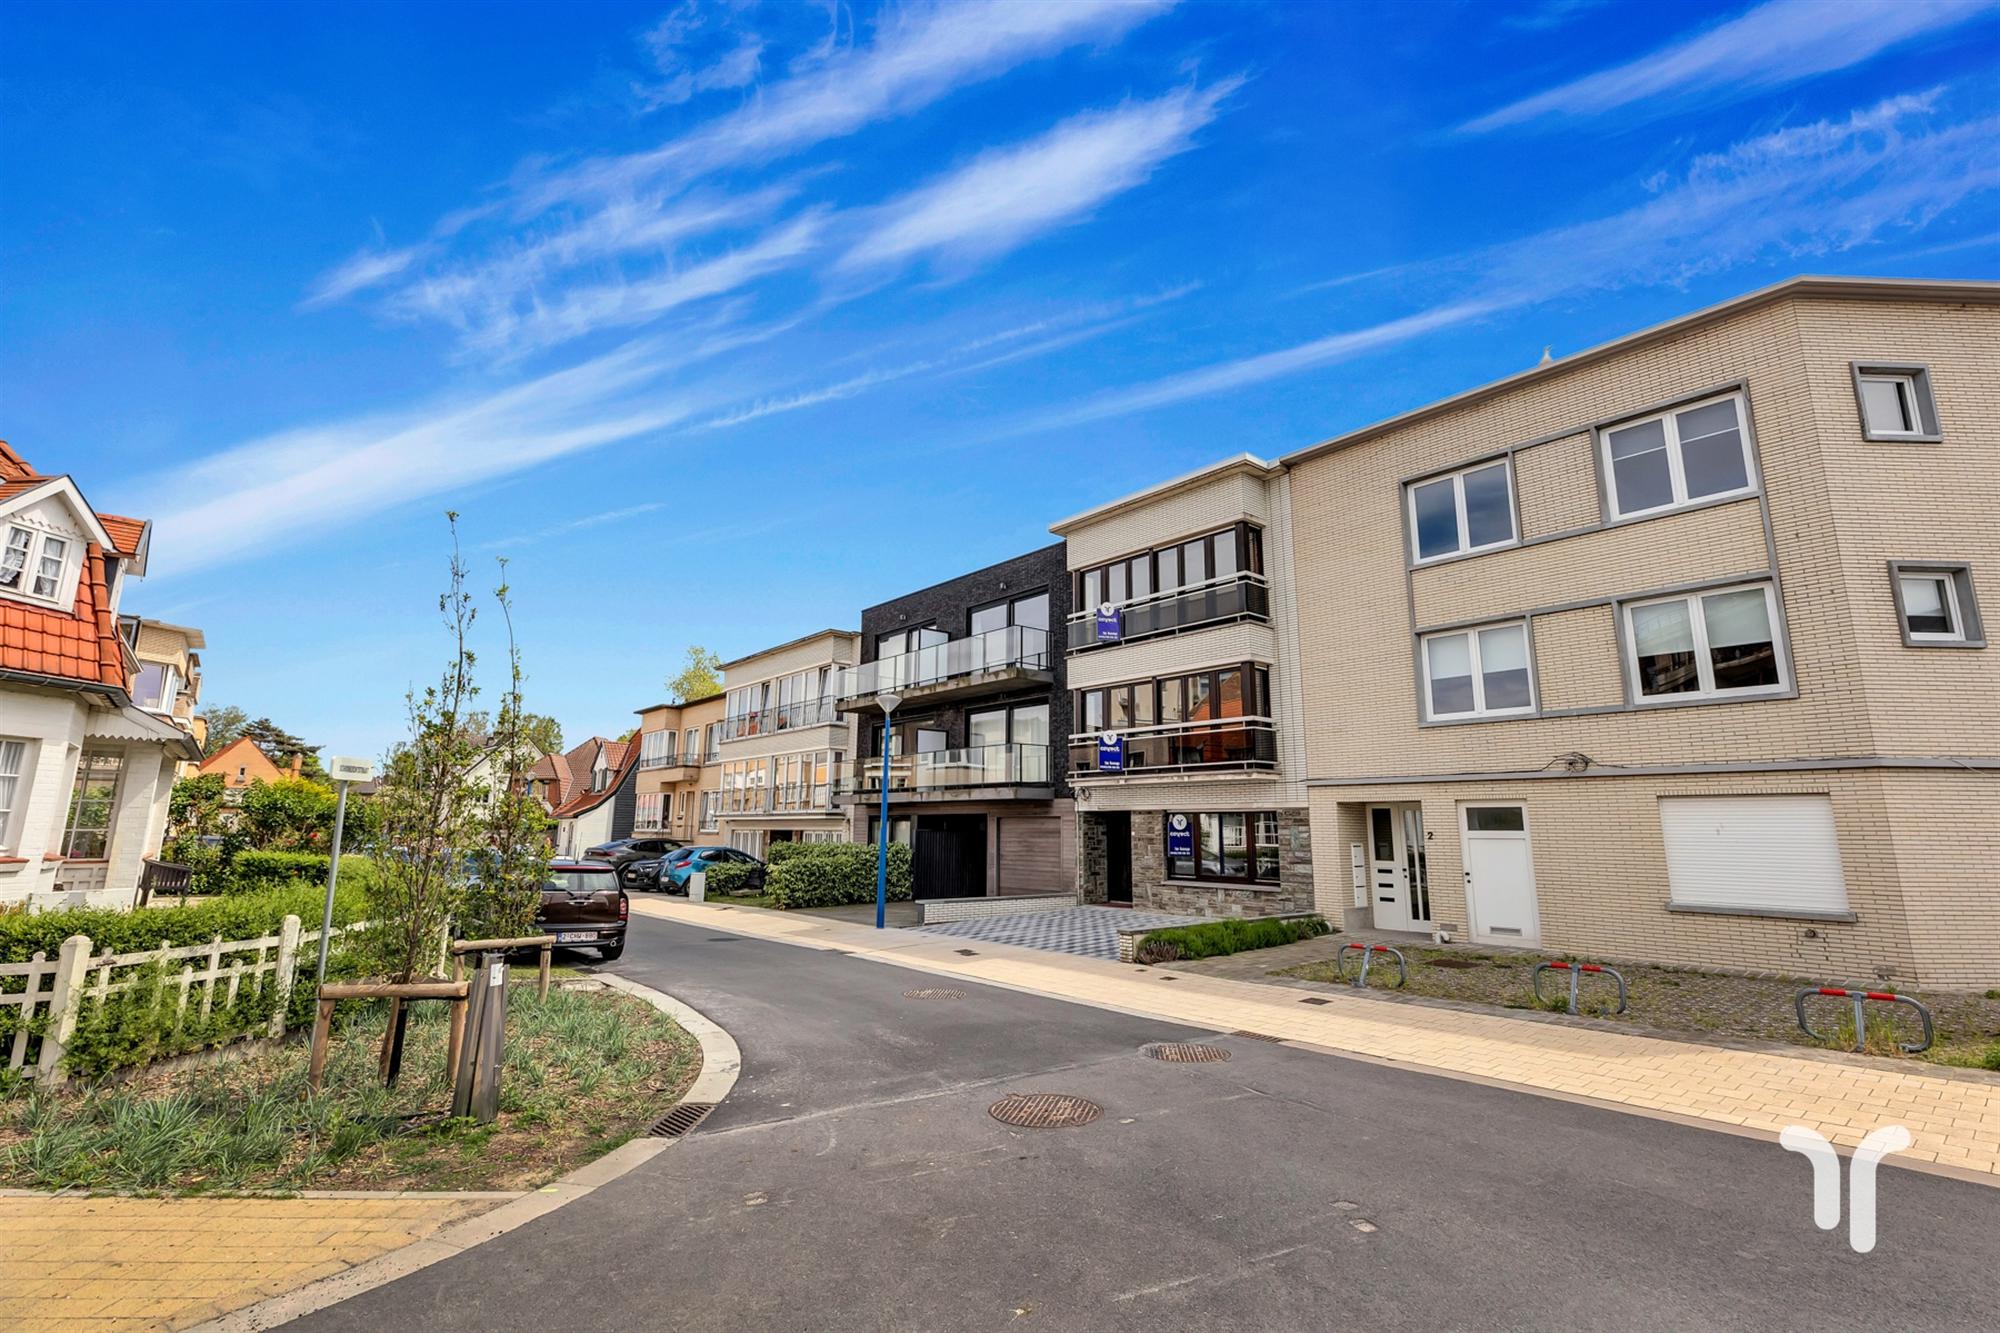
xmin=0 ymin=914 xmax=366 ymax=1083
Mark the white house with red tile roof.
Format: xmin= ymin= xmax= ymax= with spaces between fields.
xmin=0 ymin=440 xmax=203 ymax=907
xmin=541 ymin=736 xmax=639 ymax=857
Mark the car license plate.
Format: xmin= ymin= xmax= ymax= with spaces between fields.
xmin=555 ymin=931 xmax=598 ymax=943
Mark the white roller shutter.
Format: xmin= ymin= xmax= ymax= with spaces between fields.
xmin=1659 ymin=795 xmax=1849 ymax=916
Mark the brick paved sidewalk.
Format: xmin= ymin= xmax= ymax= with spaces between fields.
xmin=653 ymin=898 xmax=2000 ymax=1181
xmin=0 ymin=1193 xmax=496 ymax=1331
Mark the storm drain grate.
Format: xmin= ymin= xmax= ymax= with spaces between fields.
xmin=989 ymin=1093 xmax=1104 ymax=1130
xmin=1233 ymin=1030 xmax=1284 ymax=1043
xmin=904 ymin=987 xmax=967 ymax=999
xmin=1300 ymin=997 xmax=1332 ymax=1005
xmin=1144 ymin=1042 xmax=1231 ymax=1064
xmin=648 ymin=1102 xmax=717 ymax=1139
xmin=955 ymin=949 xmax=979 ymax=956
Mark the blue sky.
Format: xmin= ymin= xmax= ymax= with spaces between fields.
xmin=6 ymin=0 xmax=1998 ymax=761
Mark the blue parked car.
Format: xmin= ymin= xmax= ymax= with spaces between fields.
xmin=629 ymin=845 xmax=765 ymax=894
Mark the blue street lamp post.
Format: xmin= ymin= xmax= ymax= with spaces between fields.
xmin=873 ymin=692 xmax=901 ymax=929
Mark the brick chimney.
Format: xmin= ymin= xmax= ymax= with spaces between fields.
xmin=290 ymin=753 xmax=303 ymax=779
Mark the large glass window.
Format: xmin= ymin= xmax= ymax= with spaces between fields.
xmin=1626 ymin=583 xmax=1784 ymax=701
xmin=1078 ymin=524 xmax=1263 ymax=606
xmin=131 ymin=661 xmax=179 ymax=712
xmin=62 ymin=749 xmax=124 ymax=859
xmin=1421 ymin=622 xmax=1533 ymax=719
xmin=1601 ymin=393 xmax=1754 ymax=519
xmin=1407 ymin=459 xmax=1516 ymax=563
xmin=0 ymin=739 xmax=25 ymax=852
xmin=1166 ymin=811 xmax=1280 ymax=885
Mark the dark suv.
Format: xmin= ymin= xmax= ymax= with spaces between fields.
xmin=583 ymin=837 xmax=685 ymax=884
xmin=537 ymin=860 xmax=630 ymax=961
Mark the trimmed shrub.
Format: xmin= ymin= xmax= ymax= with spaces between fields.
xmin=0 ymin=884 xmax=367 ymax=965
xmin=765 ymin=842 xmax=913 ymax=910
xmin=698 ymin=861 xmax=757 ymax=896
xmin=765 ymin=841 xmax=817 ymax=866
xmin=1134 ymin=915 xmax=1331 ymax=964
xmin=224 ymin=851 xmax=375 ymax=896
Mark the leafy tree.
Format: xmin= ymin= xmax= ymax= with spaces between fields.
xmin=460 ymin=709 xmax=561 ymax=758
xmin=240 ymin=718 xmax=327 ymax=781
xmin=463 ymin=562 xmax=552 ymax=940
xmin=240 ymin=777 xmax=339 ymax=850
xmin=666 ymin=645 xmax=723 ymax=704
xmin=164 ymin=773 xmax=239 ymax=896
xmin=197 ymin=704 xmax=248 ymax=757
xmin=365 ymin=516 xmax=483 ymax=983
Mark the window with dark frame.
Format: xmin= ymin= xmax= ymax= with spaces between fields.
xmin=1076 ymin=523 xmax=1264 ymax=609
xmin=1165 ymin=811 xmax=1280 ymax=884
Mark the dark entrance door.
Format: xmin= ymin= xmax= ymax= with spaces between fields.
xmin=1103 ymin=813 xmax=1133 ymax=905
xmin=914 ymin=814 xmax=987 ymax=899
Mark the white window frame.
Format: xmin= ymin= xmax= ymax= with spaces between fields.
xmin=131 ymin=660 xmax=181 ymax=713
xmin=1406 ymin=458 xmax=1519 ymax=565
xmin=1850 ymin=361 xmax=1941 ymax=442
xmin=1622 ymin=581 xmax=1788 ymax=704
xmin=1 ymin=523 xmax=76 ymax=607
xmin=1888 ymin=561 xmax=1984 ymax=648
xmin=1598 ymin=392 xmax=1757 ymax=521
xmin=1419 ymin=620 xmax=1535 ymax=720
xmin=0 ymin=738 xmax=28 ymax=853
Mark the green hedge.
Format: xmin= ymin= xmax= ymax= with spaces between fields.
xmin=699 ymin=861 xmax=757 ymax=896
xmin=0 ymin=884 xmax=367 ymax=965
xmin=223 ymin=851 xmax=375 ymax=895
xmin=765 ymin=842 xmax=913 ymax=909
xmin=765 ymin=841 xmax=815 ymax=865
xmin=1134 ymin=915 xmax=1331 ymax=964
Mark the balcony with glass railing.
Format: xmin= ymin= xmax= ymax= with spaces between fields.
xmin=1067 ymin=717 xmax=1278 ymax=779
xmin=839 ymin=742 xmax=1053 ymax=800
xmin=835 ymin=626 xmax=1054 ymax=714
xmin=1066 ymin=572 xmax=1270 ymax=652
xmin=719 ymin=697 xmax=841 ymax=742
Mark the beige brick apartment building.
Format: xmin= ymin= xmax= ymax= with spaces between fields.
xmin=1051 ymin=457 xmax=1317 ymax=918
xmin=632 ymin=692 xmax=725 ymax=845
xmin=713 ymin=629 xmax=859 ymax=856
xmin=1279 ymin=277 xmax=1998 ymax=988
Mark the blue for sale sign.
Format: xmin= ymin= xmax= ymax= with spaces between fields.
xmin=1094 ymin=602 xmax=1122 ymax=642
xmin=1096 ymin=732 xmax=1124 ymax=772
xmin=1166 ymin=813 xmax=1194 ymax=858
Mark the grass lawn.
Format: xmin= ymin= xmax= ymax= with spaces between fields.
xmin=0 ymin=980 xmax=699 ymax=1194
xmin=1280 ymin=948 xmax=2000 ymax=1070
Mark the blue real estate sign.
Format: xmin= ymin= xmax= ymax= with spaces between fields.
xmin=1166 ymin=813 xmax=1194 ymax=859
xmin=1095 ymin=602 xmax=1122 ymax=642
xmin=1096 ymin=732 xmax=1124 ymax=772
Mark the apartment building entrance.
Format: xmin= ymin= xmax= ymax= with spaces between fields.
xmin=1367 ymin=804 xmax=1431 ymax=932
xmin=914 ymin=814 xmax=986 ymax=899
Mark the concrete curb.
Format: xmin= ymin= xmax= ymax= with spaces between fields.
xmin=192 ymin=977 xmax=741 ymax=1332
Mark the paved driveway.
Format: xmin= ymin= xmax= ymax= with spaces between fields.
xmin=913 ymin=905 xmax=1208 ymax=959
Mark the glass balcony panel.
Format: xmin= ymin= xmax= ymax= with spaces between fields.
xmin=1066 ymin=573 xmax=1269 ymax=650
xmin=1066 ymin=718 xmax=1277 ymax=776
xmin=836 ymin=626 xmax=1052 ymax=700
xmin=843 ymin=743 xmax=1051 ymax=795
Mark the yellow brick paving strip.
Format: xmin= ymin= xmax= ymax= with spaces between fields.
xmin=0 ymin=1194 xmax=494 ymax=1332
xmin=642 ymin=899 xmax=2000 ymax=1180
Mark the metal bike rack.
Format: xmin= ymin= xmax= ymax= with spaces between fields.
xmin=1795 ymin=986 xmax=1934 ymax=1054
xmin=1533 ymin=960 xmax=1629 ymax=1016
xmin=1336 ymin=942 xmax=1407 ymax=990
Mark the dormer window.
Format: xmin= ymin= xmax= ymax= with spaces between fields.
xmin=132 ymin=661 xmax=182 ymax=712
xmin=1 ymin=525 xmax=72 ymax=604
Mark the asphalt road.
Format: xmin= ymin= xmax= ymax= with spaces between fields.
xmin=291 ymin=913 xmax=2000 ymax=1332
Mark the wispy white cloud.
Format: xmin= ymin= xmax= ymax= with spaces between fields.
xmin=143 ymin=340 xmax=704 ymax=574
xmin=633 ymin=0 xmax=766 ymax=110
xmin=1021 ymin=90 xmax=2000 ymax=432
xmin=1463 ymin=0 xmax=1999 ymax=132
xmin=534 ymin=0 xmax=1179 ymax=207
xmin=842 ymin=79 xmax=1238 ymax=270
xmin=476 ymin=501 xmax=669 ymax=551
xmin=1501 ymin=0 xmax=1610 ymax=31
xmin=301 ymin=243 xmax=429 ymax=308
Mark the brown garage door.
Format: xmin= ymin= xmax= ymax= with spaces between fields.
xmin=998 ymin=817 xmax=1064 ymax=895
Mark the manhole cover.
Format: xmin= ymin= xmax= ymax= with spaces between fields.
xmin=1426 ymin=957 xmax=1478 ymax=969
xmin=989 ymin=1093 xmax=1103 ymax=1129
xmin=1144 ymin=1042 xmax=1231 ymax=1064
xmin=904 ymin=987 xmax=967 ymax=999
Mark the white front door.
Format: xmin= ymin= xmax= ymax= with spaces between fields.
xmin=1367 ymin=805 xmax=1432 ymax=931
xmin=1460 ymin=804 xmax=1539 ymax=945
